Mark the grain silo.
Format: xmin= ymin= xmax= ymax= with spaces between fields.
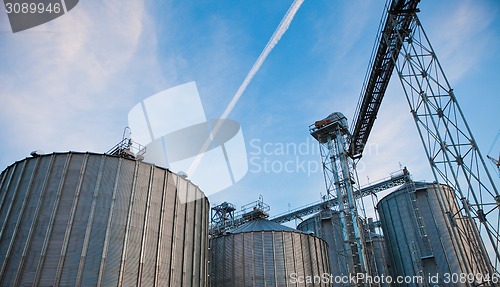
xmin=296 ymin=209 xmax=391 ymax=285
xmin=209 ymin=218 xmax=331 ymax=287
xmin=0 ymin=152 xmax=209 ymax=286
xmin=296 ymin=210 xmax=349 ymax=279
xmin=364 ymin=232 xmax=391 ymax=284
xmin=377 ymin=182 xmax=492 ymax=286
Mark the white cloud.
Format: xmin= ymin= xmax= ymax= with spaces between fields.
xmin=0 ymin=0 xmax=164 ymax=167
xmin=0 ymin=0 xmax=496 ymax=232
xmin=423 ymin=0 xmax=496 ymax=82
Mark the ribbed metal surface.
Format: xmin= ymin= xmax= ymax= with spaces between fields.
xmin=297 ymin=210 xmax=348 ymax=279
xmin=0 ymin=152 xmax=209 ymax=287
xmin=365 ymin=234 xmax=390 ymax=285
xmin=209 ymin=219 xmax=330 ymax=286
xmin=296 ymin=210 xmax=391 ymax=285
xmin=377 ymin=183 xmax=491 ymax=286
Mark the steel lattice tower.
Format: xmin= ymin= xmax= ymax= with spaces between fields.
xmin=310 ymin=113 xmax=368 ymax=278
xmin=386 ymin=10 xmax=499 ymax=274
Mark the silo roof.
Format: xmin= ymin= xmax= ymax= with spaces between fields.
xmin=377 ymin=181 xmax=433 ymax=205
xmin=230 ymin=218 xmax=301 ymax=234
xmin=395 ymin=181 xmax=432 ymax=191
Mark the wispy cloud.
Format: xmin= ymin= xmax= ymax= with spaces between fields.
xmin=0 ymin=0 xmax=163 ymax=167
xmin=220 ymin=0 xmax=305 ymax=121
xmin=423 ymin=0 xmax=497 ymax=82
xmin=187 ymin=0 xmax=305 ymax=175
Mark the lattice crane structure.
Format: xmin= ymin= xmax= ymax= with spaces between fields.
xmin=385 ymin=4 xmax=499 ymax=275
xmin=349 ymin=0 xmax=500 ymax=280
xmin=310 ymin=113 xmax=369 ymax=276
xmin=311 ymin=0 xmax=499 ymax=281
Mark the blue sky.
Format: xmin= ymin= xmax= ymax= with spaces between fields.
xmin=0 ymin=0 xmax=499 ymax=222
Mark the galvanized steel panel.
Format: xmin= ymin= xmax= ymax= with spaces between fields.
xmin=297 ymin=211 xmax=350 ymax=279
xmin=296 ymin=210 xmax=392 ymax=286
xmin=209 ymin=225 xmax=330 ymax=286
xmin=377 ymin=183 xmax=491 ymax=286
xmin=0 ymin=152 xmax=209 ymax=286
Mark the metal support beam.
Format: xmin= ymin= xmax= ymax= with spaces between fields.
xmin=349 ymin=0 xmax=420 ymax=159
xmin=270 ymin=169 xmax=410 ymax=224
xmin=389 ymin=11 xmax=499 ymax=274
xmin=310 ymin=113 xmax=367 ymax=279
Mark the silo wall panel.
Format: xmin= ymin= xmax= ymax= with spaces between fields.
xmin=183 ymin=189 xmax=196 ymax=286
xmin=40 ymin=154 xmax=86 ymax=286
xmin=378 ymin=195 xmax=418 ymax=280
xmin=0 ymin=156 xmax=37 ymax=286
xmin=273 ymin=233 xmax=286 ymax=286
xmin=140 ymin=167 xmax=163 ymax=286
xmin=10 ymin=155 xmax=54 ymax=286
xmin=156 ymin=172 xmax=178 ymax=284
xmin=171 ymin=176 xmax=187 ymax=287
xmin=378 ymin=183 xmax=491 ymax=286
xmin=0 ymin=152 xmax=209 ymax=287
xmin=100 ymin=158 xmax=135 ymax=286
xmin=59 ymin=154 xmax=99 ymax=286
xmin=121 ymin=162 xmax=149 ymax=286
xmin=82 ymin=155 xmax=118 ymax=286
xmin=297 ymin=212 xmax=350 ymax=278
xmin=210 ymin=230 xmax=330 ymax=287
xmin=21 ymin=154 xmax=67 ymax=286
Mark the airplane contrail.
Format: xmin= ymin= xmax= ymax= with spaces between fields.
xmin=220 ymin=0 xmax=305 ymax=121
xmin=188 ymin=0 xmax=305 ymax=175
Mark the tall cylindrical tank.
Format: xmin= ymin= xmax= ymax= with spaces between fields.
xmin=296 ymin=209 xmax=391 ymax=285
xmin=364 ymin=232 xmax=391 ymax=285
xmin=0 ymin=152 xmax=209 ymax=286
xmin=297 ymin=210 xmax=349 ymax=278
xmin=209 ymin=218 xmax=330 ymax=286
xmin=377 ymin=182 xmax=492 ymax=286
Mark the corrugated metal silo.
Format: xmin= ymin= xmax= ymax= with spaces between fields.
xmin=209 ymin=218 xmax=330 ymax=286
xmin=0 ymin=152 xmax=209 ymax=286
xmin=377 ymin=182 xmax=492 ymax=286
xmin=296 ymin=210 xmax=391 ymax=285
xmin=364 ymin=232 xmax=391 ymax=284
xmin=297 ymin=210 xmax=349 ymax=279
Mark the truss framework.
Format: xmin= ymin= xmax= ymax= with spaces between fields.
xmin=388 ymin=11 xmax=500 ymax=274
xmin=350 ymin=0 xmax=420 ymax=159
xmin=270 ymin=169 xmax=410 ymax=224
xmin=310 ymin=115 xmax=368 ymax=278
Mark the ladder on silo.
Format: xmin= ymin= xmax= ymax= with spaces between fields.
xmin=407 ymin=182 xmax=432 ymax=285
xmin=408 ymin=183 xmax=433 ymax=258
xmin=409 ymin=241 xmax=428 ymax=287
